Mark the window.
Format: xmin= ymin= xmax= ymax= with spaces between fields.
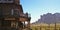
xmin=8 ymin=0 xmax=12 ymax=1
xmin=14 ymin=10 xmax=19 ymax=15
xmin=0 ymin=0 xmax=2 ymax=2
xmin=11 ymin=9 xmax=19 ymax=16
xmin=4 ymin=0 xmax=7 ymax=1
xmin=2 ymin=21 xmax=11 ymax=27
xmin=0 ymin=7 xmax=2 ymax=17
xmin=11 ymin=9 xmax=14 ymax=15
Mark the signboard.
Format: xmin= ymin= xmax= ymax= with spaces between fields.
xmin=19 ymin=18 xmax=28 ymax=22
xmin=4 ymin=18 xmax=15 ymax=20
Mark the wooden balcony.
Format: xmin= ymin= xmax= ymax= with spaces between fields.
xmin=20 ymin=13 xmax=31 ymax=18
xmin=19 ymin=13 xmax=31 ymax=21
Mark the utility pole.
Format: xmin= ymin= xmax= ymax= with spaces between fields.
xmin=55 ymin=22 xmax=56 ymax=30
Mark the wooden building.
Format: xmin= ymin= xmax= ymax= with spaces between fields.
xmin=0 ymin=0 xmax=31 ymax=30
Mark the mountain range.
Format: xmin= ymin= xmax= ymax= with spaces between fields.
xmin=34 ymin=13 xmax=60 ymax=24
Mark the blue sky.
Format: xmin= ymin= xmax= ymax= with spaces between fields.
xmin=20 ymin=0 xmax=60 ymax=23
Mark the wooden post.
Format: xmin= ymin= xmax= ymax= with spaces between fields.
xmin=27 ymin=21 xmax=30 ymax=30
xmin=24 ymin=21 xmax=25 ymax=28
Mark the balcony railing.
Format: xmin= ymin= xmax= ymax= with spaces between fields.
xmin=0 ymin=0 xmax=14 ymax=3
xmin=20 ymin=13 xmax=31 ymax=18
